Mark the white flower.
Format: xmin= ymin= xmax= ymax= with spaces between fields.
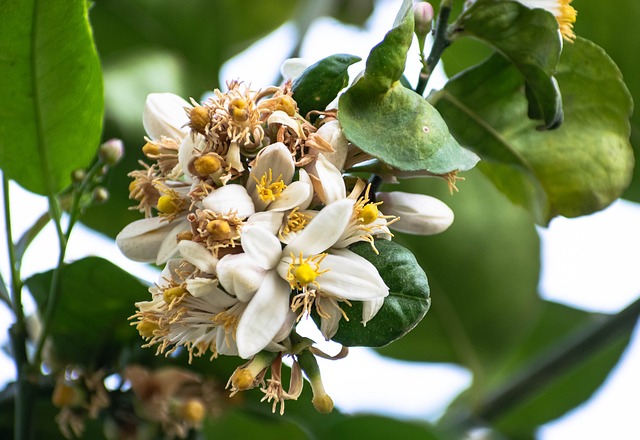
xmin=376 ymin=191 xmax=454 ymax=235
xmin=217 ymin=199 xmax=389 ymax=358
xmin=116 ymin=216 xmax=191 ymax=264
xmin=143 ymin=93 xmax=191 ymax=141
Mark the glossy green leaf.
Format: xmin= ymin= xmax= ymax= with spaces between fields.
xmin=432 ymin=38 xmax=634 ymax=225
xmin=572 ymin=1 xmax=640 ymax=201
xmin=26 ymin=257 xmax=149 ymax=369
xmin=338 ymin=0 xmax=479 ymax=174
xmin=376 ymin=170 xmax=541 ymax=376
xmin=458 ymin=0 xmax=563 ymax=129
xmin=292 ymin=54 xmax=361 ymax=117
xmin=328 ymin=240 xmax=430 ymax=347
xmin=203 ymin=410 xmax=309 ymax=440
xmin=488 ymin=301 xmax=633 ymax=438
xmin=0 ymin=0 xmax=103 ymax=195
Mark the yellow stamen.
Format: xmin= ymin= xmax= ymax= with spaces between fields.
xmin=206 ymin=219 xmax=232 ymax=240
xmin=287 ymin=252 xmax=328 ymax=291
xmin=163 ymin=286 xmax=186 ymax=304
xmin=128 ymin=180 xmax=138 ymax=193
xmin=194 ymin=155 xmax=221 ymax=176
xmin=189 ymin=106 xmax=210 ymax=133
xmin=181 ymin=399 xmax=206 ymax=423
xmin=142 ymin=142 xmax=159 ymax=157
xmin=254 ymin=169 xmax=287 ymax=203
xmin=156 ymin=195 xmax=178 ymax=214
xmin=176 ymin=231 xmax=193 ymax=242
xmin=359 ymin=203 xmax=379 ymax=224
xmin=231 ymin=369 xmax=255 ymax=391
xmin=275 ymin=96 xmax=297 ymax=116
xmin=229 ymin=98 xmax=249 ymax=122
xmin=136 ymin=320 xmax=158 ymax=338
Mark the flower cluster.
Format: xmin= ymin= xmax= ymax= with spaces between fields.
xmin=117 ymin=79 xmax=454 ymax=413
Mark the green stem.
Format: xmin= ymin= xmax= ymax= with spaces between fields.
xmin=415 ymin=0 xmax=454 ymax=96
xmin=471 ymin=296 xmax=640 ymax=424
xmin=3 ymin=177 xmax=33 ymax=440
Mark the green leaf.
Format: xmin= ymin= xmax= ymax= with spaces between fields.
xmin=488 ymin=301 xmax=633 ymax=438
xmin=0 ymin=0 xmax=104 ymax=195
xmin=325 ymin=415 xmax=446 ymax=440
xmin=376 ymin=170 xmax=541 ymax=377
xmin=26 ymin=257 xmax=149 ymax=369
xmin=571 ymin=1 xmax=640 ymax=201
xmin=458 ymin=0 xmax=563 ymax=129
xmin=292 ymin=54 xmax=361 ymax=118
xmin=432 ymin=38 xmax=634 ymax=224
xmin=338 ymin=0 xmax=479 ymax=174
xmin=203 ymin=410 xmax=309 ymax=440
xmin=328 ymin=240 xmax=430 ymax=347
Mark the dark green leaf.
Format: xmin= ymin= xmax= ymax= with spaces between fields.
xmin=325 ymin=415 xmax=447 ymax=440
xmin=377 ymin=170 xmax=541 ymax=376
xmin=458 ymin=0 xmax=563 ymax=129
xmin=26 ymin=257 xmax=149 ymax=369
xmin=572 ymin=1 xmax=640 ymax=201
xmin=488 ymin=301 xmax=633 ymax=438
xmin=433 ymin=38 xmax=634 ymax=224
xmin=292 ymin=54 xmax=361 ymax=117
xmin=338 ymin=0 xmax=479 ymax=174
xmin=329 ymin=240 xmax=430 ymax=347
xmin=204 ymin=409 xmax=309 ymax=440
xmin=0 ymin=0 xmax=103 ymax=195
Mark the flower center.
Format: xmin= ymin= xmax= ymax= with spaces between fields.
xmin=189 ymin=105 xmax=210 ymax=133
xmin=255 ymin=169 xmax=287 ymax=203
xmin=358 ymin=203 xmax=379 ymax=224
xmin=206 ymin=219 xmax=232 ymax=240
xmin=136 ymin=320 xmax=158 ymax=338
xmin=280 ymin=208 xmax=310 ymax=239
xmin=156 ymin=191 xmax=185 ymax=216
xmin=287 ymin=252 xmax=328 ymax=291
xmin=163 ymin=285 xmax=187 ymax=304
xmin=193 ymin=155 xmax=221 ymax=176
xmin=229 ymin=98 xmax=250 ymax=122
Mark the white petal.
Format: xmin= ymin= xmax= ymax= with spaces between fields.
xmin=178 ymin=133 xmax=207 ymax=182
xmin=284 ymin=199 xmax=354 ymax=256
xmin=245 ymin=211 xmax=285 ymax=235
xmin=241 ymin=226 xmax=282 ymax=270
xmin=297 ymin=169 xmax=314 ymax=210
xmin=185 ymin=277 xmax=222 ymax=298
xmin=267 ymin=111 xmax=305 ymax=138
xmin=202 ymin=184 xmax=255 ymax=218
xmin=156 ymin=220 xmax=191 ymax=264
xmin=318 ymin=297 xmax=343 ymax=340
xmin=217 ymin=328 xmax=239 ymax=356
xmin=362 ymin=297 xmax=385 ymax=325
xmin=116 ymin=217 xmax=177 ymax=262
xmin=280 ymin=58 xmax=310 ymax=81
xmin=178 ymin=240 xmax=218 ymax=274
xmin=216 ymin=253 xmax=266 ymax=302
xmin=143 ymin=93 xmax=190 ymax=141
xmin=235 ymin=271 xmax=290 ymax=359
xmin=247 ymin=142 xmax=294 ymax=197
xmin=376 ymin=191 xmax=454 ymax=235
xmin=311 ymin=153 xmax=346 ymax=204
xmin=313 ymin=121 xmax=349 ymax=171
xmin=317 ymin=252 xmax=388 ymax=301
xmin=268 ymin=181 xmax=312 ymax=211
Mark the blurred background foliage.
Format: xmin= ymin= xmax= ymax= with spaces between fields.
xmin=7 ymin=0 xmax=636 ymax=439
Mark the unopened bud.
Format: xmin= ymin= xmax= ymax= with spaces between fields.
xmin=376 ymin=191 xmax=454 ymax=235
xmin=92 ymin=187 xmax=109 ymax=204
xmin=414 ymin=2 xmax=434 ymax=36
xmin=181 ymin=398 xmax=206 ymax=423
xmin=71 ymin=169 xmax=86 ymax=183
xmin=98 ymin=138 xmax=124 ymax=165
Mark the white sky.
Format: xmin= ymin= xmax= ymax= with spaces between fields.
xmin=1 ymin=0 xmax=639 ymax=438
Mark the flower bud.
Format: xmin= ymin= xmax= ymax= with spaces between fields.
xmin=92 ymin=187 xmax=109 ymax=204
xmin=313 ymin=120 xmax=349 ymax=171
xmin=98 ymin=138 xmax=124 ymax=165
xmin=414 ymin=2 xmax=434 ymax=36
xmin=376 ymin=191 xmax=454 ymax=235
xmin=71 ymin=169 xmax=86 ymax=183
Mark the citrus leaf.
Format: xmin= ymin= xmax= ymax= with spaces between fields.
xmin=328 ymin=240 xmax=430 ymax=347
xmin=292 ymin=54 xmax=361 ymax=117
xmin=0 ymin=0 xmax=103 ymax=195
xmin=432 ymin=38 xmax=634 ymax=224
xmin=26 ymin=257 xmax=149 ymax=369
xmin=338 ymin=0 xmax=479 ymax=174
xmin=458 ymin=0 xmax=563 ymax=129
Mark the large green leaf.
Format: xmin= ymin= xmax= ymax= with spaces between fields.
xmin=485 ymin=301 xmax=633 ymax=438
xmin=457 ymin=0 xmax=563 ymax=129
xmin=376 ymin=170 xmax=541 ymax=378
xmin=571 ymin=1 xmax=640 ymax=201
xmin=327 ymin=240 xmax=430 ymax=347
xmin=204 ymin=410 xmax=309 ymax=440
xmin=26 ymin=257 xmax=149 ymax=369
xmin=432 ymin=38 xmax=634 ymax=224
xmin=324 ymin=415 xmax=447 ymax=440
xmin=338 ymin=0 xmax=479 ymax=174
xmin=0 ymin=0 xmax=103 ymax=195
xmin=292 ymin=54 xmax=361 ymax=117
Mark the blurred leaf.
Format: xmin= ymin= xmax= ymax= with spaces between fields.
xmin=488 ymin=301 xmax=633 ymax=438
xmin=328 ymin=240 xmax=430 ymax=347
xmin=27 ymin=257 xmax=148 ymax=369
xmin=377 ymin=170 xmax=541 ymax=379
xmin=90 ymin=0 xmax=298 ymax=95
xmin=441 ymin=37 xmax=493 ymax=78
xmin=339 ymin=0 xmax=479 ymax=174
xmin=572 ymin=1 xmax=640 ymax=201
xmin=433 ymin=38 xmax=634 ymax=224
xmin=0 ymin=0 xmax=103 ymax=195
xmin=458 ymin=0 xmax=563 ymax=129
xmin=292 ymin=54 xmax=361 ymax=117
xmin=332 ymin=0 xmax=375 ymax=26
xmin=325 ymin=415 xmax=447 ymax=440
xmin=204 ymin=409 xmax=309 ymax=440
